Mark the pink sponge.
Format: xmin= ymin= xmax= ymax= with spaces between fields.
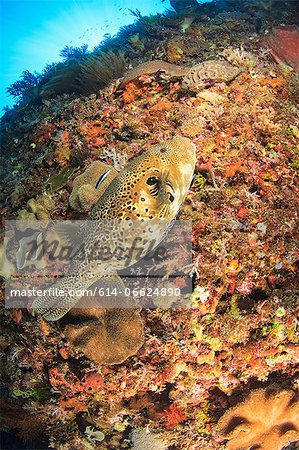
xmin=264 ymin=26 xmax=299 ymax=72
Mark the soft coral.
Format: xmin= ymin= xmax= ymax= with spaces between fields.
xmin=218 ymin=386 xmax=299 ymax=450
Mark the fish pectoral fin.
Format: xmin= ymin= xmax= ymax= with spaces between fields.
xmin=47 ymin=221 xmax=83 ymax=255
xmin=51 ymin=221 xmax=83 ymax=244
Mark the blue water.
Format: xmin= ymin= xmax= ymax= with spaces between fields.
xmin=0 ymin=0 xmax=178 ymax=111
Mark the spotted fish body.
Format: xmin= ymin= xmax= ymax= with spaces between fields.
xmin=32 ymin=137 xmax=196 ymax=320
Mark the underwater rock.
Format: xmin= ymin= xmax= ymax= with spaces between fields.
xmin=218 ymin=386 xmax=299 ymax=450
xmin=62 ymin=306 xmax=144 ymax=365
xmin=264 ymin=26 xmax=299 ymax=72
xmin=69 ymin=161 xmax=118 ymax=212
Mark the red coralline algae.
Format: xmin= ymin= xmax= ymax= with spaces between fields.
xmin=264 ymin=26 xmax=299 ymax=72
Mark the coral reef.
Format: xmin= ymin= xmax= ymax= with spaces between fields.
xmin=79 ymin=51 xmax=127 ymax=95
xmin=1 ymin=0 xmax=299 ymax=448
xmin=218 ymin=386 xmax=299 ymax=450
xmin=0 ymin=398 xmax=46 ymax=444
xmin=6 ymin=70 xmax=42 ymax=104
xmin=41 ymin=51 xmax=126 ymax=98
xmin=131 ymin=428 xmax=170 ymax=449
xmin=40 ymin=63 xmax=83 ymax=98
xmin=170 ymin=0 xmax=200 ymax=14
xmin=128 ymin=33 xmax=146 ymax=51
xmin=166 ymin=38 xmax=187 ymax=62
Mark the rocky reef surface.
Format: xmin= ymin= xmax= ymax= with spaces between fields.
xmin=0 ymin=1 xmax=298 ymax=449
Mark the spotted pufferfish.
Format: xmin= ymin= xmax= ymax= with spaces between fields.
xmin=32 ymin=137 xmax=196 ymax=320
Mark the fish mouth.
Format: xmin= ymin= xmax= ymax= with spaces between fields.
xmin=166 ymin=180 xmax=174 ymax=189
xmin=150 ymin=186 xmax=159 ymax=197
xmin=150 ymin=180 xmax=174 ymax=201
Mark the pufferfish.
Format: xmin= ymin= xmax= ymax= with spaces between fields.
xmin=32 ymin=137 xmax=196 ymax=320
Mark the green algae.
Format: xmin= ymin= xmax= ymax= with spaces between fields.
xmin=47 ymin=166 xmax=79 ymax=192
xmin=11 ymin=387 xmax=51 ymax=401
xmin=194 ymin=173 xmax=206 ymax=190
xmin=228 ymin=294 xmax=241 ymax=318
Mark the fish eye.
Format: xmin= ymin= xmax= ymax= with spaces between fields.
xmin=160 ymin=147 xmax=167 ymax=153
xmin=169 ymin=192 xmax=175 ymax=203
xmin=147 ymin=176 xmax=159 ymax=185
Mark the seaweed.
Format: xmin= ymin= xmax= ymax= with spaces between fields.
xmin=78 ymin=51 xmax=127 ymax=95
xmin=6 ymin=70 xmax=41 ymax=99
xmin=40 ymin=50 xmax=126 ymax=98
xmin=40 ymin=63 xmax=82 ymax=97
xmin=59 ymin=44 xmax=89 ymax=62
